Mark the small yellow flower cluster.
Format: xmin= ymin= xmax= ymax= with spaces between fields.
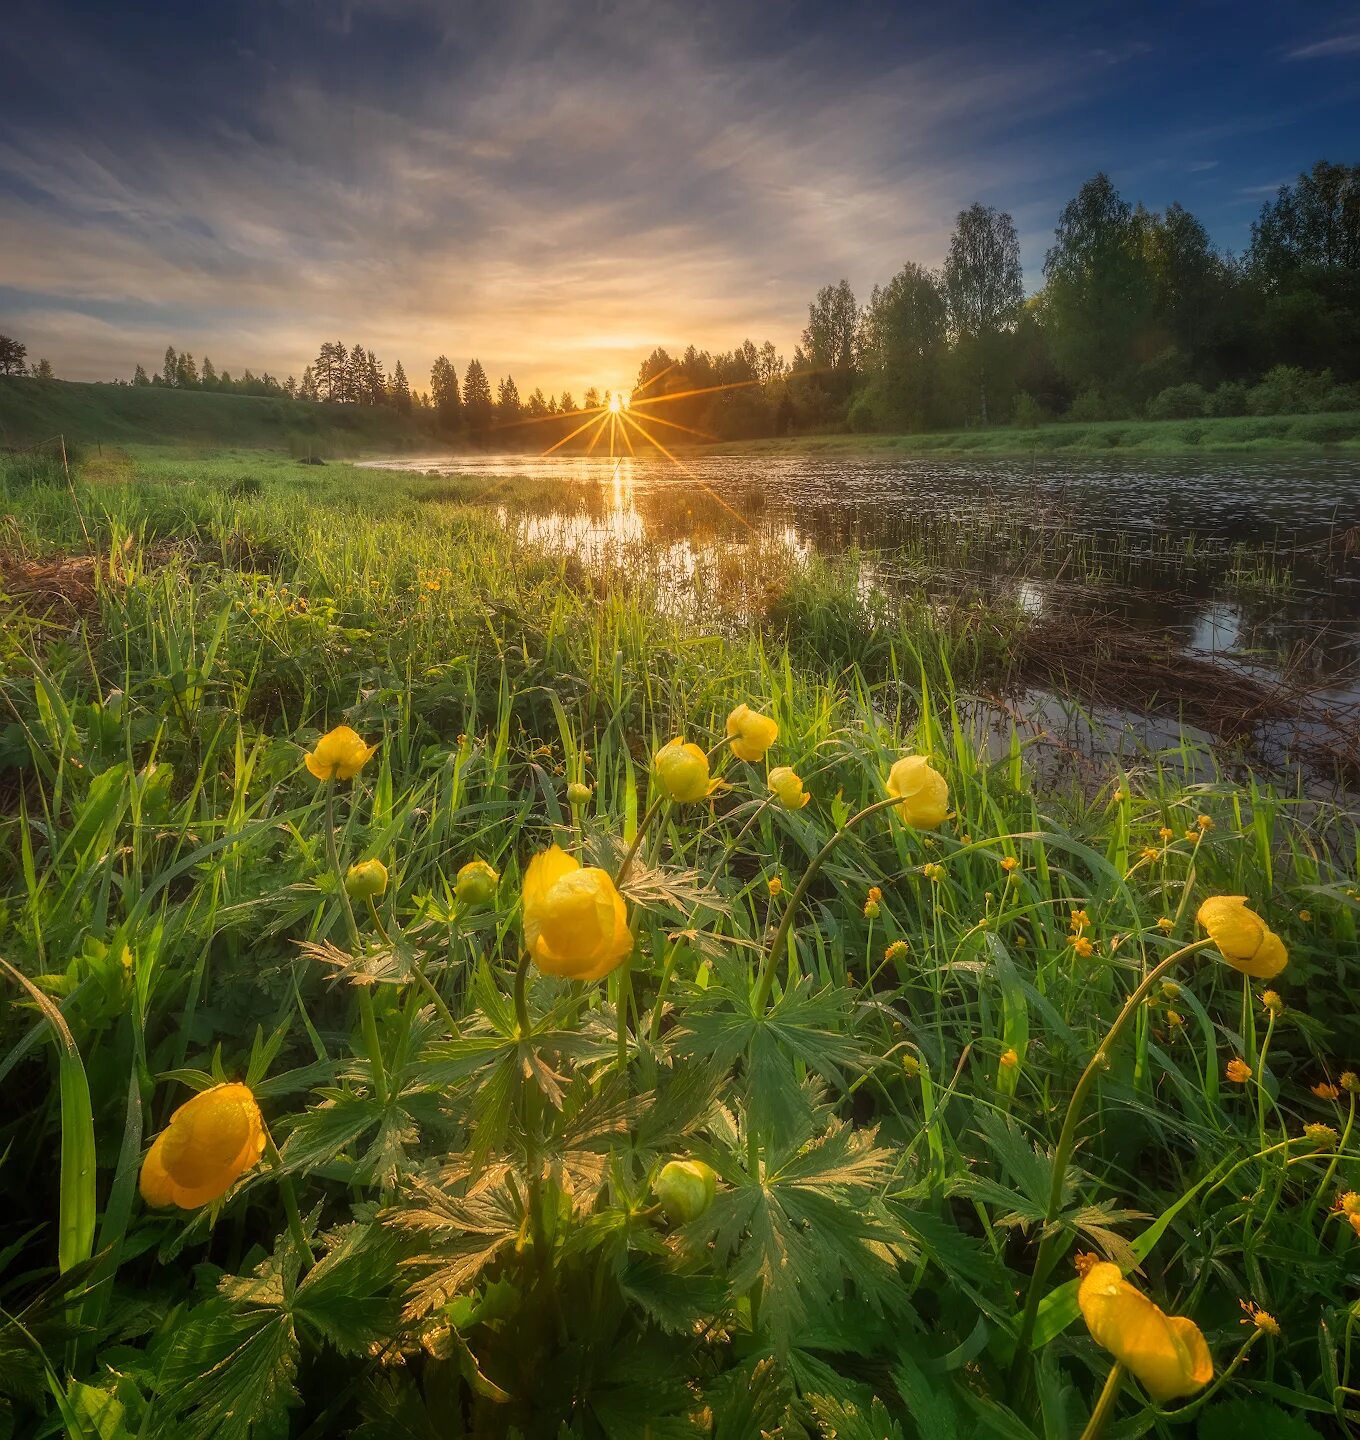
xmin=1225 ymin=1057 xmax=1253 ymax=1084
xmin=885 ymin=940 xmax=910 ymax=962
xmin=922 ymin=862 xmax=945 ymax=882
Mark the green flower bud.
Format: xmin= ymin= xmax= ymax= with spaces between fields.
xmin=567 ymin=781 xmax=593 ymax=806
xmin=455 ymin=859 xmax=499 ymax=908
xmin=654 ymin=1158 xmax=718 ymax=1224
xmin=345 ymin=858 xmax=388 ymax=902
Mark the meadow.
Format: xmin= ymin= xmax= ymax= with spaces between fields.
xmin=1 ymin=447 xmax=1358 ymax=1439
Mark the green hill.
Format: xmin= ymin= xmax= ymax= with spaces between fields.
xmin=0 ymin=376 xmax=440 ymax=454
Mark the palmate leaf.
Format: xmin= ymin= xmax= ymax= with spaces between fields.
xmin=386 ymin=1170 xmax=525 ymax=1320
xmin=706 ymin=1356 xmax=793 ymax=1440
xmin=685 ymin=1116 xmax=912 ymax=1354
xmin=807 ymin=1392 xmax=907 ymax=1440
xmin=291 ymin=1223 xmax=404 ymax=1355
xmin=615 ymin=1252 xmax=728 ymax=1336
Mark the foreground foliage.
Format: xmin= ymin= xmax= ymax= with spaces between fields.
xmin=1 ymin=456 xmax=1358 ymax=1439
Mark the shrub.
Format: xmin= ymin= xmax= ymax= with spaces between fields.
xmin=1147 ymin=383 xmax=1208 ymax=420
xmin=1246 ymin=365 xmax=1332 ymax=417
xmin=1011 ymin=392 xmax=1042 ymax=429
xmin=1067 ymin=390 xmax=1108 ymax=422
xmin=1207 ymin=381 xmax=1248 ymax=417
xmin=846 ymin=392 xmax=879 ymax=434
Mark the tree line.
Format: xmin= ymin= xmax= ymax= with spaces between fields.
xmin=4 ymin=158 xmax=1356 ymax=442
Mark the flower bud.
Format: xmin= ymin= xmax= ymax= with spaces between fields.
xmin=653 ymin=738 xmax=713 ymax=803
xmin=345 ymin=858 xmax=388 ymax=902
xmin=767 ymin=765 xmax=810 ymax=810
xmin=455 ymin=859 xmax=499 ymax=908
xmin=654 ymin=1158 xmax=718 ymax=1224
xmin=566 ymin=781 xmax=593 ymax=806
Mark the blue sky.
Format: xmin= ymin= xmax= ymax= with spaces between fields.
xmin=1 ymin=0 xmax=1357 ymax=395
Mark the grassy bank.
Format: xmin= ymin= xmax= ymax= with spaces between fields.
xmin=0 ymin=376 xmax=440 ymax=453
xmin=713 ymin=409 xmax=1360 ymax=457
xmin=1 ymin=449 xmax=1358 ymax=1438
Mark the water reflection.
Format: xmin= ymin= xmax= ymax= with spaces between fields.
xmin=369 ymin=449 xmax=1360 ymax=699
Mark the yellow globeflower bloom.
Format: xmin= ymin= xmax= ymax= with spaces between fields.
xmin=522 ymin=844 xmax=631 ymax=982
xmin=726 ymin=704 xmax=779 ymax=762
xmin=1196 ymin=896 xmax=1288 ymax=979
xmin=1078 ymin=1261 xmax=1212 ymax=1403
xmin=768 ymin=766 xmax=810 ymax=810
xmin=139 ymin=1082 xmax=266 ymax=1210
xmin=304 ymin=724 xmax=377 ymax=781
xmin=885 ymin=755 xmax=949 ymax=829
xmin=653 ymin=738 xmax=716 ymax=804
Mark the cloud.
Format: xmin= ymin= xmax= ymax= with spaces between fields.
xmin=0 ymin=1 xmax=1178 ymax=391
xmin=1288 ymin=31 xmax=1360 ymax=60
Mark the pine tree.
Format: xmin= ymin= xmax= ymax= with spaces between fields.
xmin=461 ymin=358 xmax=493 ymax=436
xmin=390 ymin=359 xmax=412 ymax=414
xmin=201 ymin=356 xmax=217 ymax=388
xmin=365 ymin=349 xmax=386 ymax=406
xmin=348 ymin=343 xmax=367 ymax=404
xmin=496 ymin=375 xmax=522 ymax=426
xmin=163 ymin=345 xmax=178 ymax=386
xmin=430 ymin=355 xmax=463 ymax=430
xmin=299 ymin=366 xmax=318 ymax=402
xmin=176 ymin=352 xmax=199 ymax=389
xmin=133 ymin=363 xmax=150 ymax=386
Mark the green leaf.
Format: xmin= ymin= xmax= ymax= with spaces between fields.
xmin=1196 ymin=1398 xmax=1321 ymax=1440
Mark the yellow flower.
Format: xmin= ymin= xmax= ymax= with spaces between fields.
xmin=455 ymin=859 xmax=499 ymax=908
xmin=1262 ymin=990 xmax=1285 ymax=1017
xmin=1196 ymin=814 xmax=1213 ymax=831
xmin=1184 ymin=829 xmax=1200 ymax=843
xmin=1158 ymin=826 xmax=1174 ymax=841
xmin=1305 ymin=1123 xmax=1338 ymax=1150
xmin=922 ymin=862 xmax=945 ymax=882
xmin=1070 ymin=909 xmax=1091 ymax=930
xmin=566 ymin=781 xmax=593 ymax=806
xmin=1342 ymin=1072 xmax=1360 ymax=1095
xmin=1140 ymin=847 xmax=1160 ymax=862
xmin=901 ymin=1053 xmax=921 ymax=1078
xmin=1156 ymin=916 xmax=1174 ymax=932
xmin=1001 ymin=856 xmax=1019 ymax=872
xmin=867 ymin=886 xmax=882 ymax=904
xmin=863 ymin=899 xmax=880 ymax=919
xmin=654 ymin=1159 xmax=718 ymax=1223
xmin=1337 ymin=1191 xmax=1360 ymax=1216
xmin=725 ymin=704 xmax=778 ymax=762
xmin=1298 ymin=909 xmax=1312 ymax=922
xmin=1077 ymin=1261 xmax=1212 ymax=1403
xmin=1160 ymin=981 xmax=1180 ymax=999
xmin=1226 ymin=1058 xmax=1253 ymax=1083
xmin=1197 ymin=896 xmax=1288 ymax=979
xmin=885 ymin=755 xmax=950 ymax=829
xmin=1313 ymin=1081 xmax=1341 ymax=1101
xmin=1112 ymin=789 xmax=1126 ymax=803
xmin=344 ymin=858 xmax=388 ymax=902
xmin=139 ymin=1083 xmax=266 ymax=1210
xmin=766 ymin=875 xmax=783 ymax=898
xmin=767 ymin=766 xmax=810 ymax=810
xmin=999 ymin=1048 xmax=1019 ymax=1069
xmin=1166 ymin=1009 xmax=1184 ymax=1028
xmin=522 ymin=844 xmax=631 ymax=982
xmin=1073 ymin=936 xmax=1094 ymax=958
xmin=653 ymin=738 xmax=716 ymax=803
xmin=304 ymin=724 xmax=377 ymax=781
xmin=885 ymin=940 xmax=910 ymax=962
xmin=1239 ymin=1301 xmax=1280 ymax=1338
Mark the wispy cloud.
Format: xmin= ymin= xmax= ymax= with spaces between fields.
xmin=1287 ymin=31 xmax=1360 ymax=60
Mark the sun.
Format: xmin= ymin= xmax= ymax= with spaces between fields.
xmin=608 ymin=392 xmax=629 ymax=412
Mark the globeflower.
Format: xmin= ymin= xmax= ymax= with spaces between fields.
xmin=1226 ymin=1058 xmax=1253 ymax=1083
xmin=653 ymin=738 xmax=717 ymax=804
xmin=1196 ymin=896 xmax=1288 ymax=979
xmin=767 ymin=766 xmax=810 ymax=810
xmin=1077 ymin=1261 xmax=1212 ymax=1403
xmin=654 ymin=1158 xmax=718 ymax=1223
xmin=455 ymin=859 xmax=499 ymax=907
xmin=566 ymin=781 xmax=593 ymax=806
xmin=725 ymin=704 xmax=778 ymax=762
xmin=303 ymin=724 xmax=377 ymax=781
xmin=139 ymin=1082 xmax=266 ymax=1209
xmin=345 ymin=858 xmax=388 ymax=902
xmin=885 ymin=755 xmax=949 ymax=829
xmin=522 ymin=844 xmax=631 ymax=981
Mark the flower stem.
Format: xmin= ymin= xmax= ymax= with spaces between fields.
xmin=323 ymin=783 xmax=388 ymax=1107
xmin=616 ymin=793 xmax=667 ymax=886
xmin=1008 ymin=938 xmax=1213 ymax=1378
xmin=513 ymin=951 xmax=532 ymax=1039
xmin=266 ymin=1131 xmax=314 ymax=1267
xmin=753 ymin=795 xmax=901 ymax=1012
xmin=1077 ymin=1364 xmax=1125 ymax=1440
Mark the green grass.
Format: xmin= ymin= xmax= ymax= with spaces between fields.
xmin=0 ymin=448 xmax=1357 ymax=1438
xmin=0 ymin=376 xmax=440 ymax=453
xmin=714 ymin=409 xmax=1360 ymax=456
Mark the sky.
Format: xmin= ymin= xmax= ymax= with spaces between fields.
xmin=1 ymin=0 xmax=1358 ymax=399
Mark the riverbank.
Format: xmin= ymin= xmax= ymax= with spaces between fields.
xmin=707 ymin=409 xmax=1360 ymax=456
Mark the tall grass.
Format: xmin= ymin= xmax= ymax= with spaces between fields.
xmin=0 ymin=452 xmax=1356 ymax=1437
